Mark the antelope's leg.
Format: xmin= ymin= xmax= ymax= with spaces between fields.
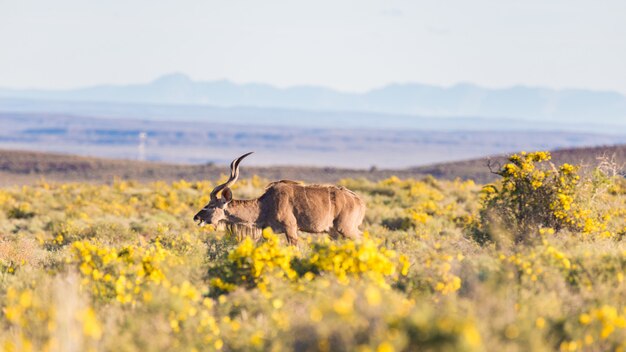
xmin=285 ymin=226 xmax=299 ymax=246
xmin=328 ymin=228 xmax=341 ymax=240
xmin=333 ymin=205 xmax=363 ymax=240
xmin=334 ymin=219 xmax=361 ymax=240
xmin=347 ymin=229 xmax=363 ymax=240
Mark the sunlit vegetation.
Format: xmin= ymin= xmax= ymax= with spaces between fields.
xmin=1 ymin=152 xmax=625 ymax=351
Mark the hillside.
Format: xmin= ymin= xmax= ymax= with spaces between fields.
xmin=410 ymin=144 xmax=626 ymax=182
xmin=1 ymin=144 xmax=625 ymax=186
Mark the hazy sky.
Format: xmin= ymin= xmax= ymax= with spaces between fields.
xmin=1 ymin=0 xmax=625 ymax=93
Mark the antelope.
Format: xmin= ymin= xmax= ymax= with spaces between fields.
xmin=193 ymin=152 xmax=366 ymax=245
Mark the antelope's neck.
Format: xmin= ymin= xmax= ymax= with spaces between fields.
xmin=226 ymin=199 xmax=261 ymax=225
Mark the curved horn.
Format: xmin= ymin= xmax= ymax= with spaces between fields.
xmin=210 ymin=152 xmax=253 ymax=201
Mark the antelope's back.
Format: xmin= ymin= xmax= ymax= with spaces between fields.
xmin=263 ymin=181 xmax=364 ymax=229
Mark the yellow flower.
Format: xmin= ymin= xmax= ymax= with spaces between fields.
xmin=77 ymin=308 xmax=103 ymax=340
xmin=376 ymin=341 xmax=395 ymax=352
xmin=272 ymin=298 xmax=284 ymax=309
xmin=536 ymin=317 xmax=546 ymax=329
xmin=214 ymin=339 xmax=224 ymax=350
xmin=249 ymin=331 xmax=264 ymax=347
xmin=333 ymin=290 xmax=355 ymax=316
xmin=579 ymin=313 xmax=592 ymax=325
xmin=365 ymin=286 xmax=382 ymax=306
xmin=310 ymin=307 xmax=323 ymax=322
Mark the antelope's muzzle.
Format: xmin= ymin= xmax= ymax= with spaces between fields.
xmin=193 ymin=211 xmax=208 ymax=226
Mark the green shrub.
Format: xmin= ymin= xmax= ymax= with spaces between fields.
xmin=478 ymin=151 xmax=604 ymax=242
xmin=7 ymin=202 xmax=35 ymax=219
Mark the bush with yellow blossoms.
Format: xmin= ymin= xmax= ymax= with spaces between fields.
xmin=1 ymin=286 xmax=54 ymax=351
xmin=208 ymin=229 xmax=410 ymax=295
xmin=554 ymin=305 xmax=626 ymax=351
xmin=480 ymin=151 xmax=609 ymax=241
xmin=397 ymin=241 xmax=464 ymax=297
xmin=70 ymin=239 xmax=172 ymax=304
xmin=208 ymin=229 xmax=298 ymax=295
xmin=294 ymin=233 xmax=409 ymax=288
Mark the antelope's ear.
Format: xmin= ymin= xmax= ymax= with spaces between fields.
xmin=222 ymin=188 xmax=233 ymax=202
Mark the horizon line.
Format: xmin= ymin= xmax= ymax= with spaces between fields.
xmin=1 ymin=72 xmax=625 ymax=97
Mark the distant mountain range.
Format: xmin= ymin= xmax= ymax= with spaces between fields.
xmin=2 ymin=73 xmax=626 ymax=123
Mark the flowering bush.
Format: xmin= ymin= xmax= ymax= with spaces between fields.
xmin=295 ymin=233 xmax=408 ymax=288
xmin=561 ymin=305 xmax=626 ymax=350
xmin=208 ymin=229 xmax=298 ymax=295
xmin=71 ymin=240 xmax=172 ymax=304
xmin=480 ymin=151 xmax=607 ymax=241
xmin=208 ymin=229 xmax=409 ymax=295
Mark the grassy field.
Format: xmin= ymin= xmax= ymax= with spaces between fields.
xmin=1 ymin=151 xmax=626 ymax=351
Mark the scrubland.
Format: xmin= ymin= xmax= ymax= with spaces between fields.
xmin=0 ymin=152 xmax=625 ymax=351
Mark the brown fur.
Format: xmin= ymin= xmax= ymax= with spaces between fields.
xmin=195 ymin=180 xmax=366 ymax=245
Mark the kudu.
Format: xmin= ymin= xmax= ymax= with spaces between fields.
xmin=193 ymin=152 xmax=365 ymax=245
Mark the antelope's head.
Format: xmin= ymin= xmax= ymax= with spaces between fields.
xmin=193 ymin=152 xmax=253 ymax=226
